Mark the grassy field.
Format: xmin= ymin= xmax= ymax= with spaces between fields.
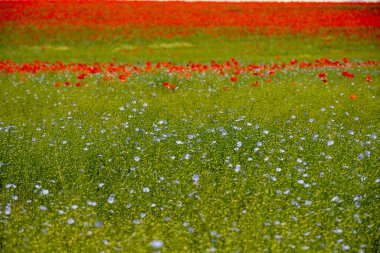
xmin=1 ymin=2 xmax=380 ymax=252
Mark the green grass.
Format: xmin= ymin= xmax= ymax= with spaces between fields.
xmin=1 ymin=63 xmax=379 ymax=252
xmin=1 ymin=32 xmax=379 ymax=64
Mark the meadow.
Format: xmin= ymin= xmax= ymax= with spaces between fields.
xmin=0 ymin=1 xmax=379 ymax=252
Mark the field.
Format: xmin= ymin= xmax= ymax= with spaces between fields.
xmin=0 ymin=1 xmax=380 ymax=252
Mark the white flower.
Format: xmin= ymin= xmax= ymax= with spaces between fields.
xmin=107 ymin=195 xmax=115 ymax=204
xmin=87 ymin=201 xmax=97 ymax=206
xmin=333 ymin=228 xmax=343 ymax=233
xmin=6 ymin=183 xmax=16 ymax=189
xmin=143 ymin=187 xmax=150 ymax=193
xmin=41 ymin=189 xmax=49 ymax=195
xmin=67 ymin=218 xmax=75 ymax=225
xmin=235 ymin=164 xmax=241 ymax=173
xmin=327 ymin=140 xmax=334 ymax=146
xmin=134 ymin=156 xmax=140 ymax=162
xmin=192 ymin=174 xmax=200 ymax=182
xmin=150 ymin=240 xmax=164 ymax=249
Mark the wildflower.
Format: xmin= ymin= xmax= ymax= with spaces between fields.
xmin=333 ymin=228 xmax=343 ymax=233
xmin=150 ymin=240 xmax=164 ymax=249
xmin=318 ymin=72 xmax=327 ymax=80
xmin=87 ymin=201 xmax=97 ymax=206
xmin=230 ymin=76 xmax=237 ymax=82
xmin=67 ymin=218 xmax=75 ymax=225
xmin=365 ymin=75 xmax=372 ymax=82
xmin=163 ymin=82 xmax=176 ymax=90
xmin=107 ymin=194 xmax=115 ymax=204
xmin=349 ymin=94 xmax=358 ymax=100
xmin=327 ymin=140 xmax=334 ymax=146
xmin=342 ymin=71 xmax=354 ymax=78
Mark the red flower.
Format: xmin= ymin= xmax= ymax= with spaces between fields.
xmin=342 ymin=71 xmax=354 ymax=78
xmin=366 ymin=75 xmax=372 ymax=82
xmin=54 ymin=83 xmax=61 ymax=87
xmin=318 ymin=72 xmax=327 ymax=80
xmin=163 ymin=82 xmax=176 ymax=90
xmin=268 ymin=71 xmax=275 ymax=76
xmin=64 ymin=81 xmax=71 ymax=86
xmin=75 ymin=82 xmax=81 ymax=87
xmin=252 ymin=81 xmax=260 ymax=87
xmin=118 ymin=74 xmax=127 ymax=82
xmin=349 ymin=94 xmax=358 ymax=100
xmin=77 ymin=73 xmax=86 ymax=80
xmin=230 ymin=76 xmax=237 ymax=82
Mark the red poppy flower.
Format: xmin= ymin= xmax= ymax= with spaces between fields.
xmin=75 ymin=82 xmax=81 ymax=87
xmin=64 ymin=81 xmax=71 ymax=86
xmin=118 ymin=74 xmax=127 ymax=82
xmin=349 ymin=94 xmax=358 ymax=100
xmin=252 ymin=81 xmax=260 ymax=87
xmin=77 ymin=73 xmax=86 ymax=80
xmin=318 ymin=73 xmax=327 ymax=80
xmin=342 ymin=71 xmax=354 ymax=78
xmin=366 ymin=75 xmax=372 ymax=82
xmin=230 ymin=76 xmax=237 ymax=82
xmin=54 ymin=83 xmax=61 ymax=87
xmin=163 ymin=82 xmax=176 ymax=90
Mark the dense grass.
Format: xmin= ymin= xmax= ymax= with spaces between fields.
xmin=1 ymin=64 xmax=379 ymax=252
xmin=1 ymin=2 xmax=380 ymax=252
xmin=1 ymin=33 xmax=379 ymax=64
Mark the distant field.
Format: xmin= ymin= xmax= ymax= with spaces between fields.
xmin=0 ymin=2 xmax=379 ymax=252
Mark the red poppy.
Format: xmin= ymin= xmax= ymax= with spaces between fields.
xmin=163 ymin=82 xmax=176 ymax=90
xmin=118 ymin=74 xmax=127 ymax=82
xmin=77 ymin=73 xmax=86 ymax=80
xmin=349 ymin=94 xmax=358 ymax=100
xmin=366 ymin=75 xmax=372 ymax=82
xmin=318 ymin=72 xmax=327 ymax=80
xmin=342 ymin=71 xmax=354 ymax=78
xmin=75 ymin=82 xmax=81 ymax=87
xmin=252 ymin=81 xmax=260 ymax=87
xmin=54 ymin=83 xmax=61 ymax=87
xmin=230 ymin=76 xmax=237 ymax=82
xmin=64 ymin=81 xmax=71 ymax=86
